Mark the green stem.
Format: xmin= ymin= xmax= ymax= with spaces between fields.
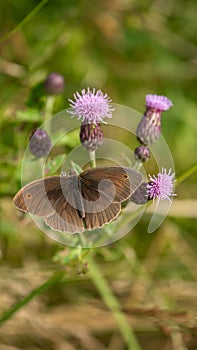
xmin=0 ymin=270 xmax=65 ymax=327
xmin=132 ymin=159 xmax=143 ymax=171
xmin=0 ymin=0 xmax=49 ymax=43
xmin=45 ymin=95 xmax=55 ymax=133
xmin=176 ymin=162 xmax=197 ymax=185
xmin=88 ymin=256 xmax=142 ymax=350
xmin=78 ymin=233 xmax=87 ymax=248
xmin=89 ymin=150 xmax=96 ymax=168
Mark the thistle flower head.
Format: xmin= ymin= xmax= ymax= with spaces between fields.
xmin=146 ymin=168 xmax=176 ymax=202
xmin=136 ymin=94 xmax=173 ymax=146
xmin=29 ymin=129 xmax=51 ymax=158
xmin=146 ymin=94 xmax=173 ymax=111
xmin=68 ymin=88 xmax=114 ymax=123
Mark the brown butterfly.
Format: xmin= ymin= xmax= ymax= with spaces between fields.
xmin=13 ymin=166 xmax=143 ymax=234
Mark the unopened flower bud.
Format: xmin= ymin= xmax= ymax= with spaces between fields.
xmin=80 ymin=122 xmax=103 ymax=152
xmin=134 ymin=146 xmax=150 ymax=162
xmin=29 ymin=129 xmax=51 ymax=158
xmin=44 ymin=73 xmax=65 ymax=95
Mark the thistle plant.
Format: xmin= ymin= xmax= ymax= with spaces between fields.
xmin=67 ymin=88 xmax=176 ymax=205
xmin=69 ymin=88 xmax=114 ymax=166
xmin=134 ymin=94 xmax=173 ymax=164
xmin=132 ymin=94 xmax=175 ymax=204
xmin=136 ymin=94 xmax=173 ymax=146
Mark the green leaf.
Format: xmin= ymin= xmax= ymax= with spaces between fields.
xmin=70 ymin=161 xmax=83 ymax=174
xmin=54 ymin=129 xmax=80 ymax=148
xmin=16 ymin=108 xmax=43 ymax=122
xmin=53 ymin=247 xmax=89 ymax=266
xmin=44 ymin=154 xmax=65 ymax=176
xmin=26 ymin=81 xmax=45 ymax=109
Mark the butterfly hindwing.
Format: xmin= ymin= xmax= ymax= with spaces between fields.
xmin=84 ymin=202 xmax=121 ymax=230
xmin=44 ymin=204 xmax=84 ymax=233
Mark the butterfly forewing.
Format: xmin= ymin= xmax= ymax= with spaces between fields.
xmin=46 ymin=176 xmax=84 ymax=232
xmin=80 ymin=167 xmax=142 ymax=203
xmin=13 ymin=177 xmax=63 ymax=217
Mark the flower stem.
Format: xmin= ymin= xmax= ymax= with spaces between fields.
xmin=132 ymin=159 xmax=143 ymax=171
xmin=88 ymin=256 xmax=142 ymax=350
xmin=0 ymin=270 xmax=65 ymax=327
xmin=89 ymin=150 xmax=96 ymax=168
xmin=78 ymin=233 xmax=87 ymax=248
xmin=45 ymin=95 xmax=55 ymax=133
xmin=176 ymin=162 xmax=197 ymax=185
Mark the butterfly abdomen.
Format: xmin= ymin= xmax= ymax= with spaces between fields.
xmin=69 ymin=176 xmax=85 ymax=219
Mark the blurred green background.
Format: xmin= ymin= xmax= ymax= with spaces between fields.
xmin=0 ymin=0 xmax=197 ymax=349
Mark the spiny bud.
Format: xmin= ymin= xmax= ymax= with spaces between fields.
xmin=44 ymin=73 xmax=65 ymax=95
xmin=80 ymin=122 xmax=103 ymax=152
xmin=134 ymin=145 xmax=150 ymax=162
xmin=29 ymin=129 xmax=51 ymax=158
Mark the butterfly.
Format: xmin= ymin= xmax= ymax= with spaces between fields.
xmin=13 ymin=166 xmax=143 ymax=234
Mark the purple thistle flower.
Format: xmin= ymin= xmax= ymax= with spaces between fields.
xmin=146 ymin=94 xmax=173 ymax=111
xmin=68 ymin=88 xmax=114 ymax=123
xmin=80 ymin=122 xmax=103 ymax=152
xmin=136 ymin=94 xmax=173 ymax=146
xmin=134 ymin=145 xmax=150 ymax=162
xmin=29 ymin=129 xmax=51 ymax=158
xmin=146 ymin=168 xmax=176 ymax=202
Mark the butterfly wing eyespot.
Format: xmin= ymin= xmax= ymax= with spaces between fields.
xmin=26 ymin=192 xmax=32 ymax=199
